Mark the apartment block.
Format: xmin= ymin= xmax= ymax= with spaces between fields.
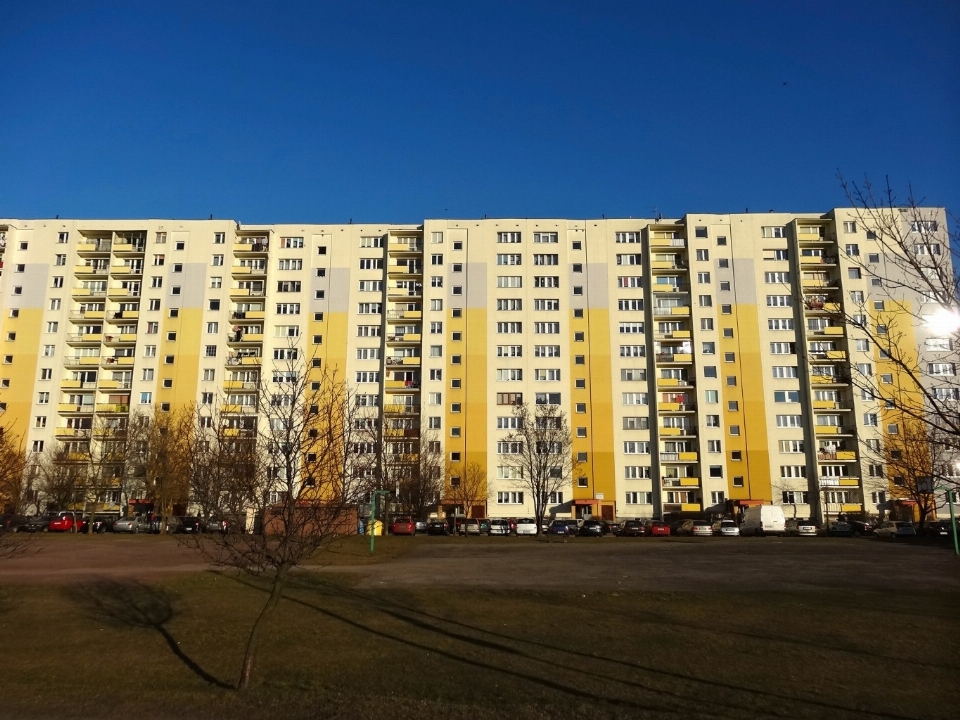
xmin=0 ymin=210 xmax=950 ymax=522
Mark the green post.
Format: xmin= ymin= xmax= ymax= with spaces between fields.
xmin=948 ymin=489 xmax=959 ymax=558
xmin=369 ymin=490 xmax=390 ymax=555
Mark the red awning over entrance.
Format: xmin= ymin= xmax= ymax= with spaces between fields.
xmin=734 ymin=499 xmax=765 ymax=507
xmin=573 ymin=499 xmax=596 ymax=506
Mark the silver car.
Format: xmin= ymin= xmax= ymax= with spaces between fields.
xmin=515 ymin=517 xmax=538 ymax=535
xmin=874 ymin=520 xmax=917 ymax=540
xmin=785 ymin=518 xmax=818 ymax=537
xmin=712 ymin=520 xmax=740 ymax=537
xmin=488 ymin=519 xmax=511 ymax=536
xmin=113 ymin=515 xmax=151 ymax=534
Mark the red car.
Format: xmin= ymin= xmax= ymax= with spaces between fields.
xmin=389 ymin=516 xmax=416 ymax=535
xmin=646 ymin=520 xmax=672 ymax=537
xmin=47 ymin=511 xmax=87 ymax=533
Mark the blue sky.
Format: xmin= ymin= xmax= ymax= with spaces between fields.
xmin=1 ymin=0 xmax=957 ymax=223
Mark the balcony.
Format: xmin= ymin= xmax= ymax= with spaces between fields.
xmin=384 ymin=403 xmax=420 ymax=415
xmin=653 ymin=305 xmax=690 ymax=317
xmin=113 ymin=241 xmax=146 ymax=255
xmin=70 ymin=311 xmax=105 ymax=321
xmin=656 ymin=352 xmax=693 ymax=364
xmin=95 ymin=403 xmax=130 ymax=414
xmin=232 ymin=264 xmax=267 ymax=277
xmin=98 ymin=379 xmax=132 ymax=390
xmin=110 ymin=265 xmax=142 ymax=276
xmin=58 ymin=404 xmax=94 ymax=414
xmin=387 ymin=283 xmax=422 ymax=299
xmin=55 ymin=428 xmax=92 ymax=439
xmin=74 ymin=265 xmax=109 ymax=278
xmin=222 ymin=404 xmax=257 ymax=415
xmin=108 ymin=287 xmax=139 ymax=299
xmin=231 ymin=310 xmax=266 ymax=321
xmin=803 ymin=300 xmax=841 ymax=314
xmin=101 ymin=356 xmax=135 ymax=368
xmin=657 ymin=402 xmax=696 ymax=413
xmin=659 ymin=452 xmax=697 ymax=462
xmin=72 ymin=287 xmax=107 ymax=299
xmin=223 ymin=380 xmax=258 ymax=391
xmin=230 ymin=287 xmax=266 ymax=298
xmin=386 ymin=333 xmax=421 ymax=344
xmin=658 ymin=426 xmax=696 ymax=437
xmin=651 ymin=260 xmax=687 ymax=272
xmin=651 ymin=284 xmax=688 ymax=294
xmin=103 ymin=334 xmax=138 ymax=345
xmin=388 ymin=240 xmax=423 ymax=253
xmin=387 ymin=309 xmax=422 ymax=321
xmin=64 ymin=356 xmax=102 ymax=368
xmin=66 ymin=333 xmax=103 ymax=345
xmin=385 ymin=356 xmax=421 ymax=367
xmin=662 ymin=477 xmax=700 ymax=488
xmin=649 ymin=237 xmax=686 ymax=248
xmin=233 ymin=239 xmax=269 ymax=254
xmin=76 ymin=241 xmax=112 ymax=255
xmin=226 ymin=356 xmax=263 ymax=367
xmin=657 ymin=377 xmax=693 ymax=388
xmin=815 ymin=425 xmax=851 ymax=436
xmin=800 ymin=254 xmax=837 ymax=265
xmin=227 ymin=333 xmax=264 ymax=345
xmin=105 ymin=310 xmax=140 ymax=321
xmin=385 ymin=380 xmax=421 ymax=391
xmin=387 ymin=262 xmax=422 ymax=277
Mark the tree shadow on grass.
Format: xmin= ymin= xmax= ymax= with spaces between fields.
xmin=278 ymin=575 xmax=931 ymax=720
xmin=70 ymin=580 xmax=232 ymax=689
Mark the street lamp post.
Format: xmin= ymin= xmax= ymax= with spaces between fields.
xmin=919 ymin=474 xmax=959 ymax=558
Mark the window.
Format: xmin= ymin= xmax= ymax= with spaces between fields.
xmin=277 ymin=281 xmax=301 ymax=293
xmin=496 ymin=392 xmax=522 ymax=405
xmin=701 ymin=342 xmax=715 ymax=354
xmin=496 ymin=253 xmax=521 ymax=266
xmin=46 ymin=322 xmax=59 ymax=333
xmin=621 ymin=392 xmax=648 ymax=405
xmin=766 ymin=295 xmax=792 ymax=307
xmin=535 ymin=369 xmax=561 ymax=381
xmin=499 ymin=298 xmax=524 ymax=311
xmin=430 ymin=345 xmax=442 ymax=357
xmin=762 ymin=226 xmax=785 ymax=238
xmin=536 ymin=393 xmax=561 ymax=405
xmin=166 ymin=331 xmax=177 ymax=341
xmin=928 ymin=363 xmax=956 ymax=376
xmin=497 ymin=276 xmax=522 ymax=288
xmin=616 ymin=254 xmax=641 ymax=266
xmin=843 ymin=221 xmax=857 ymax=234
xmin=771 ymin=366 xmax=798 ymax=378
xmin=764 ymin=272 xmax=790 ymax=283
xmin=849 ymin=291 xmax=864 ymax=303
xmin=534 ymin=276 xmax=559 ymax=288
xmin=617 ymin=276 xmax=642 ymax=288
xmin=704 ymin=390 xmax=718 ymax=403
xmin=618 ymin=299 xmax=644 ymax=311
xmin=140 ymin=392 xmax=153 ymax=405
xmin=497 ymin=232 xmax=521 ymax=243
xmin=615 ymin=232 xmax=639 ymax=244
xmin=144 ymin=345 xmax=156 ymax=357
xmin=497 ymin=491 xmax=525 ymax=504
xmin=276 ymin=303 xmax=301 ymax=315
xmin=623 ymin=441 xmax=650 ymax=454
xmin=280 ymin=237 xmax=304 ymax=249
xmin=42 ymin=345 xmax=55 ymax=357
xmin=774 ymin=390 xmax=800 ymax=403
xmin=768 ymin=318 xmax=794 ymax=330
xmin=776 ymin=415 xmax=803 ymax=428
xmin=770 ymin=342 xmax=796 ymax=355
xmin=496 ymin=369 xmax=523 ymax=381
xmin=622 ymin=417 xmax=648 ymax=430
xmin=618 ymin=322 xmax=644 ymax=334
xmin=497 ymin=322 xmax=522 ymax=334
xmin=431 ymin=254 xmax=444 ymax=266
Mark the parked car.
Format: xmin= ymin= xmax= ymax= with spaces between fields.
xmin=415 ymin=519 xmax=428 ymax=533
xmin=459 ymin=519 xmax=482 ymax=536
xmin=389 ymin=516 xmax=416 ymax=535
xmin=677 ymin=520 xmax=713 ymax=537
xmin=848 ymin=520 xmax=876 ymax=537
xmin=113 ymin=515 xmax=152 ymax=534
xmin=175 ymin=516 xmax=204 ymax=534
xmin=514 ymin=518 xmax=538 ymax=536
xmin=488 ymin=518 xmax=511 ymax=536
xmin=426 ymin=519 xmax=450 ymax=536
xmin=874 ymin=520 xmax=917 ymax=540
xmin=784 ymin=518 xmax=818 ymax=537
xmin=712 ymin=520 xmax=740 ymax=537
xmin=48 ymin=511 xmax=86 ymax=533
xmin=922 ymin=520 xmax=957 ymax=538
xmin=203 ymin=517 xmax=230 ymax=534
xmin=578 ymin=520 xmax=605 ymax=537
xmin=546 ymin=519 xmax=572 ymax=536
xmin=646 ymin=520 xmax=671 ymax=537
xmin=599 ymin=520 xmax=618 ymax=535
xmin=669 ymin=520 xmax=686 ymax=536
xmin=90 ymin=513 xmax=119 ymax=533
xmin=507 ymin=518 xmax=518 ymax=534
xmin=827 ymin=521 xmax=854 ymax=537
xmin=152 ymin=516 xmax=182 ymax=534
xmin=619 ymin=520 xmax=646 ymax=537
xmin=13 ymin=515 xmax=54 ymax=533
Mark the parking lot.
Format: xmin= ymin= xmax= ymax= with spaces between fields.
xmin=4 ymin=532 xmax=959 ymax=593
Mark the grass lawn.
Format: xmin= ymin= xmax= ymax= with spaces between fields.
xmin=1 ymin=540 xmax=958 ymax=719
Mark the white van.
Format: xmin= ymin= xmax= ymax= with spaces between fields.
xmin=740 ymin=505 xmax=786 ymax=536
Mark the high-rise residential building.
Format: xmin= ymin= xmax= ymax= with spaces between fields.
xmin=0 ymin=211 xmax=951 ymax=523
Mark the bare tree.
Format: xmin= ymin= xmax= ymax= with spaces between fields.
xmin=404 ymin=423 xmax=444 ymax=519
xmin=190 ymin=401 xmax=259 ymax=524
xmin=498 ymin=402 xmax=578 ymax=536
xmin=143 ymin=405 xmax=194 ymax=534
xmin=35 ymin=443 xmax=86 ymax=514
xmin=445 ymin=461 xmax=488 ymax=524
xmin=186 ymin=351 xmax=362 ymax=690
xmin=0 ymin=423 xmax=27 ymax=515
xmin=836 ymin=176 xmax=959 ymax=461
